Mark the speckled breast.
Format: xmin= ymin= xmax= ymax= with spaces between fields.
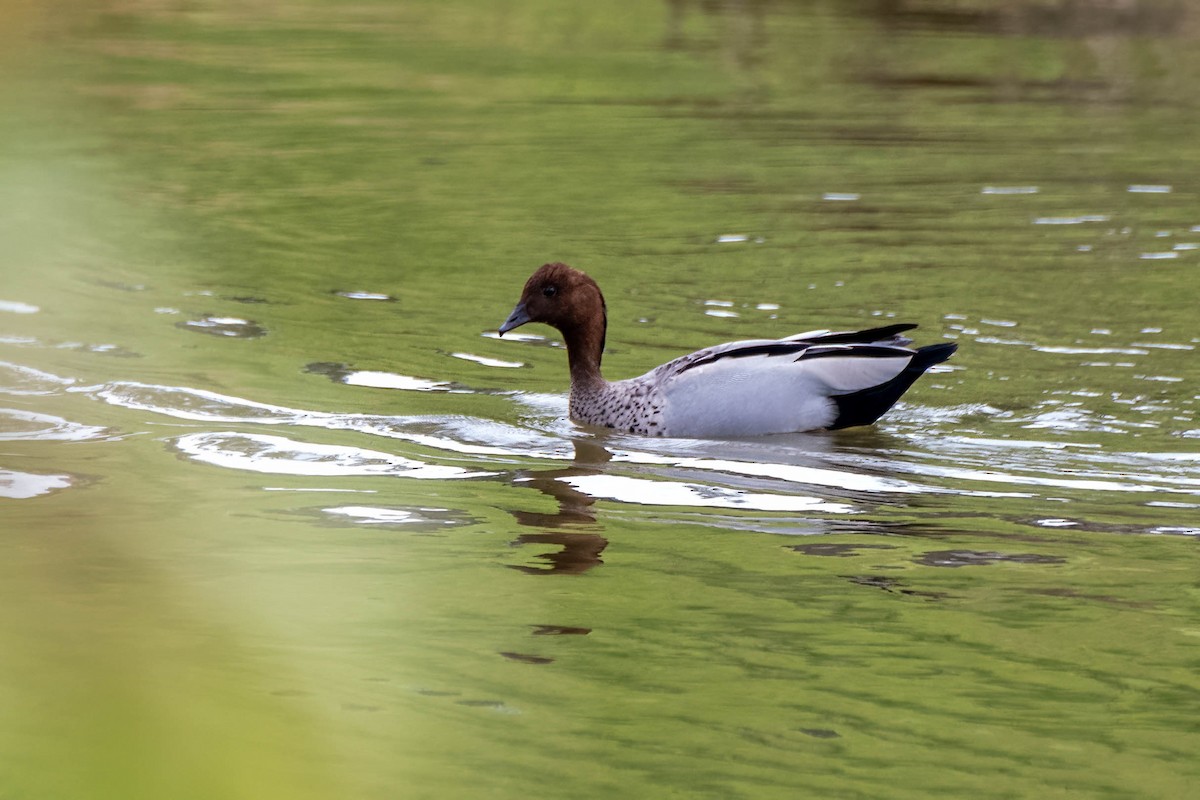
xmin=569 ymin=378 xmax=667 ymax=436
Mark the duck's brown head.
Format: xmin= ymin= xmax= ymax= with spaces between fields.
xmin=499 ymin=262 xmax=608 ymax=375
xmin=500 ymin=262 xmax=606 ymax=337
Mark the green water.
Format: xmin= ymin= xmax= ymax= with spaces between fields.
xmin=3 ymin=1 xmax=1199 ymax=797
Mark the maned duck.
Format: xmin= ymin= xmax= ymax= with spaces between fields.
xmin=498 ymin=262 xmax=956 ymax=437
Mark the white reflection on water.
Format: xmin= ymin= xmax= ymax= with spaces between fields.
xmin=1 ymin=361 xmax=77 ymax=395
xmin=1032 ymin=345 xmax=1149 ymax=355
xmin=1132 ymin=342 xmax=1194 ymax=350
xmin=341 ymin=371 xmax=463 ymax=391
xmin=0 ymin=468 xmax=72 ymax=499
xmin=0 ymin=409 xmax=108 ymax=442
xmin=1013 ymin=407 xmax=1131 ymax=434
xmin=79 ymin=380 xmax=571 ymax=459
xmin=974 ymin=336 xmax=1035 ymax=347
xmin=177 ymin=316 xmax=267 ymax=338
xmin=558 ymin=474 xmax=857 ymax=513
xmin=449 ymin=353 xmax=525 ymax=369
xmin=942 ymin=435 xmax=1100 ymax=452
xmin=898 ymin=434 xmax=1200 ymax=493
xmin=480 ymin=330 xmax=557 ymax=346
xmin=174 ymin=432 xmax=494 ymax=479
xmin=11 ymin=365 xmax=1185 ymax=514
xmin=0 ymin=300 xmax=40 ymax=314
xmin=334 ymin=291 xmax=393 ymax=301
xmin=324 ymin=506 xmax=424 ymax=523
xmin=1033 ymin=215 xmax=1110 ymax=225
xmin=264 ymin=487 xmax=378 ymax=493
xmin=610 ymin=452 xmax=918 ymax=494
xmin=322 ymin=505 xmax=471 ymax=526
xmin=897 ymin=460 xmax=1193 ymax=494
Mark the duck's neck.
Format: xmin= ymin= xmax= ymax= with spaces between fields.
xmin=562 ymin=317 xmax=607 ymax=391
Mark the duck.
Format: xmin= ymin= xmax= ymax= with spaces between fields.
xmin=498 ymin=262 xmax=957 ymax=438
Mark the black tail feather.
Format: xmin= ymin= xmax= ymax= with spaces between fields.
xmin=804 ymin=323 xmax=918 ymax=346
xmin=829 ymin=343 xmax=957 ymax=430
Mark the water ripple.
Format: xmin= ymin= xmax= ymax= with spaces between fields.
xmin=37 ymin=371 xmax=1195 ymax=511
xmin=0 ymin=409 xmax=109 ymax=442
xmin=981 ymin=186 xmax=1038 ymax=195
xmin=176 ymin=316 xmax=267 ymax=338
xmin=0 ymin=468 xmax=72 ymax=499
xmin=1 ymin=361 xmax=77 ymax=395
xmin=174 ymin=432 xmax=494 ymax=479
xmin=305 ymin=362 xmax=474 ymax=392
xmin=1033 ymin=214 xmax=1110 ymax=225
xmin=0 ymin=300 xmax=40 ymax=314
xmin=321 ymin=505 xmax=474 ymax=527
xmin=556 ymin=474 xmax=857 ymax=514
xmin=80 ymin=379 xmax=570 ymax=461
xmin=610 ymin=452 xmax=919 ymax=494
xmin=334 ymin=291 xmax=394 ymax=301
xmin=449 ymin=353 xmax=525 ymax=369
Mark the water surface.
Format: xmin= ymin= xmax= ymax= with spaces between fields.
xmin=3 ymin=2 xmax=1199 ymax=798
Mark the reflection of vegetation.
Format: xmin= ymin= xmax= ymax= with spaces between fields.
xmin=665 ymin=0 xmax=1198 ymax=102
xmin=871 ymin=0 xmax=1192 ymax=37
xmin=860 ymin=0 xmax=1198 ymax=101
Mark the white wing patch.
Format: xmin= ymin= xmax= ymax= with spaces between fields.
xmin=653 ymin=346 xmax=916 ymax=436
xmin=792 ymin=350 xmax=914 ymax=394
xmin=581 ymin=325 xmax=942 ymax=437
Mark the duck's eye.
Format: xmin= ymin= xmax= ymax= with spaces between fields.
xmin=542 ymin=285 xmax=558 ymax=298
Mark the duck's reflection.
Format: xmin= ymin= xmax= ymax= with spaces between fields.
xmin=507 ymin=439 xmax=610 ymax=575
xmin=507 ymin=532 xmax=608 ymax=575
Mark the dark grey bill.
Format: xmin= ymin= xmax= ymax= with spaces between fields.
xmin=498 ymin=302 xmax=531 ymax=335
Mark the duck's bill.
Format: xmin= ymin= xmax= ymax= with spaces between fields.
xmin=498 ymin=302 xmax=530 ymax=335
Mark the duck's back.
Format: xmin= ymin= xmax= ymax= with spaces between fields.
xmin=651 ymin=331 xmax=954 ymax=437
xmin=566 ymin=326 xmax=955 ymax=438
